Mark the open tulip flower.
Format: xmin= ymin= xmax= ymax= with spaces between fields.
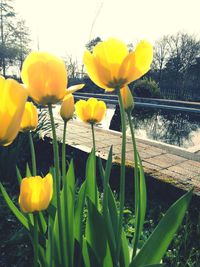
xmin=21 ymin=51 xmax=67 ymax=105
xmin=20 ymin=101 xmax=38 ymax=132
xmin=83 ymin=38 xmax=153 ymax=91
xmin=75 ymin=98 xmax=106 ymax=124
xmin=19 ymin=174 xmax=53 ymax=213
xmin=0 ymin=76 xmax=27 ymax=146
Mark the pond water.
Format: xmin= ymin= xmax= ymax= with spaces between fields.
xmin=98 ymin=106 xmax=200 ymax=149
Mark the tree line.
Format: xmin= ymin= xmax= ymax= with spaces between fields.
xmin=0 ymin=1 xmax=200 ymax=101
xmin=80 ymin=34 xmax=200 ymax=101
xmin=0 ymin=0 xmax=30 ymax=78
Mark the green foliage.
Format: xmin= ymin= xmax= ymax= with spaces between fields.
xmin=132 ymin=77 xmax=161 ymax=98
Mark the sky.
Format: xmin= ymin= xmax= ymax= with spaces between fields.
xmin=14 ymin=0 xmax=200 ymax=65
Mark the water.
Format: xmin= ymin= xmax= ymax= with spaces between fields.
xmin=99 ymin=105 xmax=200 ymax=149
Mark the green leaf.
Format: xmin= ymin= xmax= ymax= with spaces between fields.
xmin=132 ymin=154 xmax=147 ymax=258
xmin=144 ymin=264 xmax=166 ymax=267
xmin=26 ymin=163 xmax=32 ymax=177
xmin=82 ymin=238 xmax=100 ymax=267
xmin=86 ymin=150 xmax=98 ymax=207
xmin=86 ymin=198 xmax=113 ymax=267
xmin=16 ymin=165 xmax=22 ymax=185
xmin=102 ymin=146 xmax=113 ymax=215
xmin=130 ymin=190 xmax=193 ymax=266
xmin=74 ymin=181 xmax=86 ymax=245
xmin=120 ymin=230 xmax=130 ymax=267
xmin=0 ymin=182 xmax=29 ymax=230
xmin=61 ymin=159 xmax=75 ymax=267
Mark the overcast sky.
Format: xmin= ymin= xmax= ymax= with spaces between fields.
xmin=14 ymin=0 xmax=200 ymax=63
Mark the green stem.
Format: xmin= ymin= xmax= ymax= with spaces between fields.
xmin=28 ymin=131 xmax=36 ymax=176
xmin=62 ymin=121 xmax=67 ymax=180
xmin=48 ymin=104 xmax=65 ymax=266
xmin=91 ymin=123 xmax=96 ymax=153
xmin=116 ymin=89 xmax=126 ymax=260
xmin=91 ymin=122 xmax=98 ymax=207
xmin=127 ymin=112 xmax=140 ymax=259
xmin=33 ymin=213 xmax=38 ymax=267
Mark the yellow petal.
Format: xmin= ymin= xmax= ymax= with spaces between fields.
xmin=93 ymin=100 xmax=106 ymax=122
xmin=20 ymin=102 xmax=38 ymax=132
xmin=93 ymin=38 xmax=128 ymax=78
xmin=120 ymin=40 xmax=153 ymax=83
xmin=83 ymin=51 xmax=111 ymax=90
xmin=66 ymin=84 xmax=85 ymax=95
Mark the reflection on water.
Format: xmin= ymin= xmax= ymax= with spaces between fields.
xmin=101 ymin=105 xmax=200 ymax=149
xmin=127 ymin=107 xmax=200 ymax=148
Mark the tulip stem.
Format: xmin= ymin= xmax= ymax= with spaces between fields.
xmin=127 ymin=112 xmax=140 ymax=259
xmin=91 ymin=123 xmax=96 ymax=153
xmin=28 ymin=131 xmax=37 ymax=176
xmin=91 ymin=122 xmax=98 ymax=207
xmin=116 ymin=89 xmax=126 ymax=261
xmin=48 ymin=104 xmax=65 ymax=266
xmin=33 ymin=213 xmax=38 ymax=267
xmin=62 ymin=121 xmax=67 ymax=180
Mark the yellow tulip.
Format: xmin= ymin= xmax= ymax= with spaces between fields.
xmin=120 ymin=86 xmax=134 ymax=113
xmin=60 ymin=94 xmax=75 ymax=122
xmin=19 ymin=173 xmax=53 ymax=213
xmin=75 ymin=98 xmax=106 ymax=124
xmin=0 ymin=76 xmax=28 ymax=146
xmin=20 ymin=102 xmax=38 ymax=132
xmin=83 ymin=38 xmax=153 ymax=91
xmin=21 ymin=52 xmax=67 ymax=105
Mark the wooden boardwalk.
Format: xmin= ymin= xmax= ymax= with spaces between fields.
xmin=43 ymin=117 xmax=200 ymax=196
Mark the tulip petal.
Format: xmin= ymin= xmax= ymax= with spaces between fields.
xmin=120 ymin=40 xmax=153 ymax=83
xmin=93 ymin=38 xmax=128 ymax=78
xmin=66 ymin=84 xmax=85 ymax=95
xmin=83 ymin=51 xmax=112 ymax=90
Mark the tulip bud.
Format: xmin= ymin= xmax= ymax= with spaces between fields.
xmin=120 ymin=86 xmax=134 ymax=113
xmin=60 ymin=94 xmax=75 ymax=122
xmin=20 ymin=102 xmax=38 ymax=132
xmin=19 ymin=174 xmax=53 ymax=213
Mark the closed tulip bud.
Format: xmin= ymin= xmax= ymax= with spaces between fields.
xmin=60 ymin=94 xmax=74 ymax=122
xmin=20 ymin=102 xmax=38 ymax=132
xmin=0 ymin=76 xmax=28 ymax=146
xmin=19 ymin=174 xmax=53 ymax=213
xmin=75 ymin=98 xmax=106 ymax=124
xmin=21 ymin=52 xmax=67 ymax=105
xmin=120 ymin=86 xmax=134 ymax=113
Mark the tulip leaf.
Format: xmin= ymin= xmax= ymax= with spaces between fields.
xmin=85 ymin=197 xmax=113 ymax=267
xmin=130 ymin=189 xmax=193 ymax=266
xmin=26 ymin=163 xmax=32 ymax=177
xmin=0 ymin=182 xmax=29 ymax=230
xmin=86 ymin=150 xmax=98 ymax=208
xmin=82 ymin=238 xmax=101 ymax=267
xmin=61 ymin=159 xmax=75 ymax=267
xmin=102 ymin=146 xmax=113 ymax=215
xmin=16 ymin=165 xmax=22 ymax=185
xmin=74 ymin=181 xmax=86 ymax=245
xmin=132 ymin=154 xmax=147 ymax=257
xmin=120 ymin=230 xmax=130 ymax=267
